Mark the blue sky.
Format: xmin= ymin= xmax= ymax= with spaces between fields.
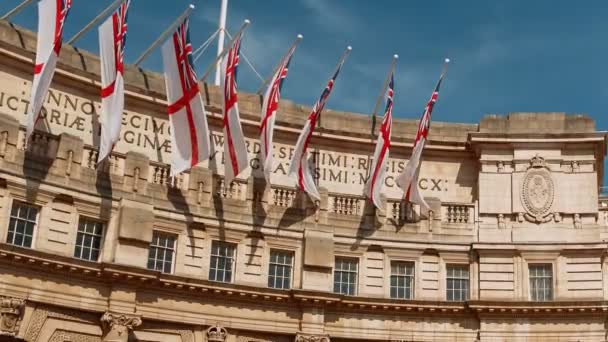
xmin=2 ymin=0 xmax=608 ymax=181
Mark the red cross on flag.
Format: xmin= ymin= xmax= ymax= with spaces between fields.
xmin=221 ymin=34 xmax=248 ymax=185
xmin=98 ymin=0 xmax=130 ymax=165
xmin=25 ymin=0 xmax=72 ymax=143
xmin=396 ymin=59 xmax=449 ymax=212
xmin=161 ymin=18 xmax=211 ymax=176
xmin=364 ymin=73 xmax=394 ymax=210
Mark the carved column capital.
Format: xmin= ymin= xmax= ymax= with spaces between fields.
xmin=0 ymin=296 xmax=25 ymax=336
xmin=100 ymin=312 xmax=142 ymax=342
xmin=295 ymin=333 xmax=330 ymax=342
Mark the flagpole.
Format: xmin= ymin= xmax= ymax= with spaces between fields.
xmin=214 ymin=0 xmax=229 ymax=86
xmin=370 ymin=54 xmax=398 ymax=133
xmin=66 ymin=0 xmax=125 ymax=45
xmin=365 ymin=54 xmax=398 ymax=180
xmin=0 ymin=0 xmax=34 ymax=21
xmin=199 ymin=19 xmax=251 ymax=83
xmin=317 ymin=45 xmax=352 ymax=129
xmin=255 ymin=34 xmax=303 ymax=94
xmin=133 ymin=4 xmax=195 ymax=67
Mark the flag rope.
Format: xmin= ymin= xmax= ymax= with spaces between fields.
xmin=66 ymin=0 xmax=124 ymax=45
xmin=0 ymin=0 xmax=34 ymax=21
xmin=192 ymin=27 xmax=221 ymax=62
xmin=224 ymin=29 xmax=264 ymax=83
xmin=199 ymin=19 xmax=250 ymax=82
xmin=133 ymin=4 xmax=195 ymax=67
xmin=256 ymin=34 xmax=303 ymax=94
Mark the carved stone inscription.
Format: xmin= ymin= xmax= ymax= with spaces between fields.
xmin=0 ymin=69 xmax=472 ymax=201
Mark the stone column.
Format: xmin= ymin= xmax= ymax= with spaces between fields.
xmin=100 ymin=312 xmax=142 ymax=342
xmin=0 ymin=296 xmax=25 ymax=337
xmin=294 ymin=332 xmax=330 ymax=342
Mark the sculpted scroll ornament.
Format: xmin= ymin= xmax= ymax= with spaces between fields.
xmin=295 ymin=333 xmax=331 ymax=342
xmin=100 ymin=312 xmax=142 ymax=342
xmin=0 ymin=296 xmax=25 ymax=336
xmin=521 ymin=155 xmax=554 ymax=223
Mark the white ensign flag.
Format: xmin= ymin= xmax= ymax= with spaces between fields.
xmin=25 ymin=0 xmax=72 ymax=143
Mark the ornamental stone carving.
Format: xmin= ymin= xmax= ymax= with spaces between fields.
xmin=206 ymin=324 xmax=228 ymax=342
xmin=295 ymin=333 xmax=330 ymax=342
xmin=0 ymin=296 xmax=25 ymax=336
xmin=100 ymin=312 xmax=142 ymax=342
xmin=521 ymin=155 xmax=554 ymax=223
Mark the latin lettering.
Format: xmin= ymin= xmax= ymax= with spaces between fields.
xmin=130 ymin=115 xmax=142 ymax=129
xmin=124 ymin=131 xmax=135 ymax=144
xmin=6 ymin=96 xmax=19 ymax=111
xmin=64 ymin=95 xmax=78 ymax=112
xmin=419 ymin=178 xmax=428 ymax=190
xmin=49 ymin=109 xmax=61 ymax=125
xmin=274 ymin=162 xmax=287 ymax=175
xmin=81 ymin=102 xmax=95 ymax=115
xmin=47 ymin=90 xmax=62 ymax=107
xmin=430 ymin=178 xmax=442 ymax=191
xmin=68 ymin=116 xmax=85 ymax=131
xmin=327 ymin=154 xmax=341 ymax=167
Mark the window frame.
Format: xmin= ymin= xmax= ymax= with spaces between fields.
xmin=147 ymin=231 xmax=177 ymax=274
xmin=209 ymin=240 xmax=237 ymax=283
xmin=267 ymin=249 xmax=294 ymax=290
xmin=333 ymin=256 xmax=359 ymax=296
xmin=390 ymin=260 xmax=415 ymax=299
xmin=529 ymin=263 xmax=553 ymax=302
xmin=6 ymin=200 xmax=40 ymax=249
xmin=73 ymin=216 xmax=105 ymax=262
xmin=445 ymin=264 xmax=470 ymax=302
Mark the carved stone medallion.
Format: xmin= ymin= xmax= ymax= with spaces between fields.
xmin=521 ymin=155 xmax=554 ymax=223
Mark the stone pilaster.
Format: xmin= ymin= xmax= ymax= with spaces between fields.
xmin=294 ymin=332 xmax=330 ymax=342
xmin=0 ymin=296 xmax=25 ymax=337
xmin=100 ymin=311 xmax=142 ymax=342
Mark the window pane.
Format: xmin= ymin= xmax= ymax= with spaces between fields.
xmin=334 ymin=257 xmax=358 ymax=296
xmin=147 ymin=232 xmax=176 ymax=274
xmin=446 ymin=265 xmax=469 ymax=302
xmin=268 ymin=250 xmax=294 ymax=290
xmin=529 ymin=264 xmax=553 ymax=301
xmin=209 ymin=241 xmax=236 ymax=283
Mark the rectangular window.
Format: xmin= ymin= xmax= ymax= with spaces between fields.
xmin=209 ymin=241 xmax=236 ymax=283
xmin=334 ymin=257 xmax=358 ymax=296
xmin=268 ymin=249 xmax=293 ymax=289
xmin=147 ymin=231 xmax=176 ymax=274
xmin=529 ymin=264 xmax=553 ymax=301
xmin=446 ymin=265 xmax=470 ymax=301
xmin=74 ymin=217 xmax=104 ymax=262
xmin=7 ymin=202 xmax=38 ymax=248
xmin=390 ymin=261 xmax=415 ymax=299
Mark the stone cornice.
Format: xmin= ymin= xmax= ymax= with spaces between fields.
xmin=468 ymin=300 xmax=608 ymax=316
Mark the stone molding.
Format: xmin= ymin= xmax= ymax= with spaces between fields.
xmin=0 ymin=296 xmax=25 ymax=336
xmin=294 ymin=332 xmax=330 ymax=342
xmin=100 ymin=312 xmax=142 ymax=342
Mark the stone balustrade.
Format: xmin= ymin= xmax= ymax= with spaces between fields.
xmin=271 ymin=185 xmax=298 ymax=207
xmin=443 ymin=203 xmax=474 ymax=224
xmin=5 ymin=126 xmax=484 ymax=230
xmin=83 ymin=147 xmax=125 ymax=175
xmin=215 ymin=176 xmax=246 ymax=200
xmin=329 ymin=194 xmax=363 ymax=215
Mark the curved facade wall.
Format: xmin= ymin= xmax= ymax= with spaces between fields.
xmin=0 ymin=20 xmax=607 ymax=342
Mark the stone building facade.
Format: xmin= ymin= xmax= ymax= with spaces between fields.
xmin=0 ymin=20 xmax=608 ymax=342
